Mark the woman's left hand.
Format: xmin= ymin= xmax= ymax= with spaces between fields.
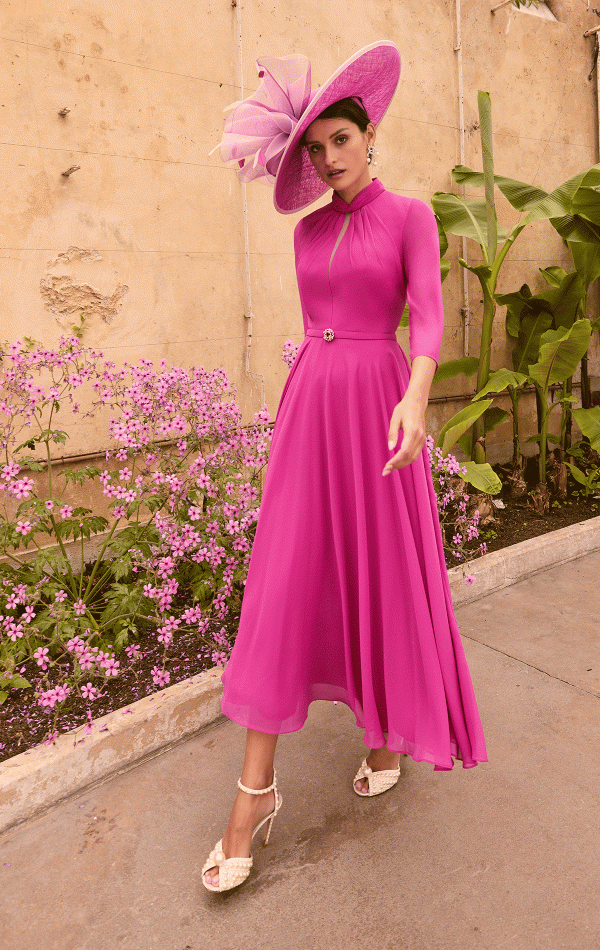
xmin=382 ymin=396 xmax=427 ymax=476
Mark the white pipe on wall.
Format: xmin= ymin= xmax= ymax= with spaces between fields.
xmin=236 ymin=0 xmax=266 ymax=411
xmin=455 ymin=0 xmax=471 ymax=358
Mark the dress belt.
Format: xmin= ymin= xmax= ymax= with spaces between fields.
xmin=305 ymin=328 xmax=397 ymax=342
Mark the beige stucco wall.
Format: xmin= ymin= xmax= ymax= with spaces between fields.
xmin=1 ymin=0 xmax=599 ymax=465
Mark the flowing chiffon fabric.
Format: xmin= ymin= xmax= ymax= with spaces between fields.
xmin=221 ymin=178 xmax=487 ymax=770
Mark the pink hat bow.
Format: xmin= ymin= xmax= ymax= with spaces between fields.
xmin=211 ymin=55 xmax=315 ymax=185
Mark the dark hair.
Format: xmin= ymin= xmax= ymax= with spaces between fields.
xmin=300 ymin=96 xmax=372 ymax=147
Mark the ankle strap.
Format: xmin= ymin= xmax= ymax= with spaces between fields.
xmin=237 ymin=770 xmax=277 ymax=796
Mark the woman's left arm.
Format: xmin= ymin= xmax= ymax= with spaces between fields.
xmin=382 ymin=355 xmax=437 ymax=476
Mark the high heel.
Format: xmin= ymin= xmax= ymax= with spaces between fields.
xmin=202 ymin=770 xmax=283 ymax=892
xmin=353 ymin=756 xmax=401 ymax=797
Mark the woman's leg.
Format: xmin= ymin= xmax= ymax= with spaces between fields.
xmin=354 ymin=739 xmax=401 ymax=794
xmin=204 ymin=728 xmax=279 ymax=888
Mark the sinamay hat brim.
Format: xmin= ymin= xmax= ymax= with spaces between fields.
xmin=273 ymin=42 xmax=401 ymax=215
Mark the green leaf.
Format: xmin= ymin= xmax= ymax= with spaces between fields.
xmin=460 ymin=461 xmax=502 ymax=495
xmin=433 ymin=357 xmax=479 ymax=384
xmin=8 ymin=675 xmax=31 ymax=689
xmin=528 ymin=320 xmax=592 ymax=390
xmin=0 ymin=691 xmax=7 ymax=705
xmin=512 ymin=311 xmax=554 ymax=374
xmin=399 ymin=302 xmax=409 ymax=328
xmin=451 ymin=165 xmax=549 ymax=212
xmin=474 ymin=368 xmax=528 ymax=399
xmin=436 ymin=216 xmax=449 ymax=258
xmin=497 ymin=284 xmax=536 ymax=338
xmin=539 ymin=266 xmax=567 ymax=288
xmin=435 ymin=400 xmax=492 ymax=456
xmin=569 ymin=241 xmax=600 ymax=292
xmin=572 ymin=407 xmax=600 ymax=451
xmin=565 ymin=461 xmax=591 ymax=489
xmin=431 ymin=194 xmax=507 ymax=253
xmin=571 ymin=167 xmax=600 ymax=225
xmin=483 ymin=406 xmax=510 ymax=434
xmin=543 ymin=272 xmax=585 ymax=331
xmin=549 ymin=213 xmax=600 ymax=245
xmin=457 ymin=432 xmax=472 ymax=457
xmin=478 ymin=91 xmax=498 ymax=266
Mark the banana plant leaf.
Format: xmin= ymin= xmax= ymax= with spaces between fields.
xmin=451 ymin=162 xmax=600 ymax=243
xmin=550 ymin=213 xmax=600 ymax=244
xmin=571 ymin=407 xmax=600 ymax=452
xmin=431 ymin=193 xmax=508 ymax=251
xmin=511 ymin=310 xmax=554 ymax=373
xmin=539 ymin=265 xmax=567 ymax=288
xmin=497 ymin=284 xmax=538 ymax=338
xmin=451 ymin=164 xmax=548 ymax=211
xmin=473 ymin=368 xmax=528 ymax=399
xmin=460 ymin=460 xmax=502 ymax=495
xmin=458 ymin=406 xmax=510 ymax=457
xmin=569 ymin=242 xmax=600 ymax=292
xmin=435 ymin=399 xmax=492 ymax=456
xmin=433 ymin=357 xmax=479 ymax=384
xmin=528 ymin=320 xmax=592 ymax=390
xmin=542 ymin=272 xmax=585 ymax=331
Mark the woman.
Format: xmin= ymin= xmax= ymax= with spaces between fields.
xmin=203 ymin=42 xmax=487 ymax=893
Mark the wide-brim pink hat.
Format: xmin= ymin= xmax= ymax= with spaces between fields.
xmin=211 ymin=42 xmax=401 ymax=215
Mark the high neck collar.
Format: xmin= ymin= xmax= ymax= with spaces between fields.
xmin=330 ymin=177 xmax=385 ymax=214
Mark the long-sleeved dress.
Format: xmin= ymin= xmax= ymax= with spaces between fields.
xmin=220 ymin=177 xmax=487 ymax=770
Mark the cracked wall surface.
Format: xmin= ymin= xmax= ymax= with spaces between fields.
xmin=0 ymin=0 xmax=598 ymax=462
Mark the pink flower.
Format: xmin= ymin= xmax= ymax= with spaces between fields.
xmin=151 ymin=666 xmax=170 ymax=687
xmin=11 ymin=477 xmax=34 ymax=499
xmin=33 ymin=646 xmax=50 ymax=669
xmin=103 ymin=657 xmax=120 ymax=677
xmin=81 ymin=683 xmax=98 ymax=701
xmin=45 ymin=500 xmax=54 ymax=510
xmin=15 ymin=520 xmax=32 ymax=536
xmin=60 ymin=505 xmax=73 ymax=520
xmin=55 ymin=590 xmax=68 ymax=603
xmin=73 ymin=599 xmax=86 ymax=616
xmin=465 ymin=575 xmax=476 ymax=586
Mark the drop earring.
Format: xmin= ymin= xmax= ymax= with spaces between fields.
xmin=367 ymin=144 xmax=378 ymax=167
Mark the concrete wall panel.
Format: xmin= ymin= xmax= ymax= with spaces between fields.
xmin=1 ymin=0 xmax=599 ymax=464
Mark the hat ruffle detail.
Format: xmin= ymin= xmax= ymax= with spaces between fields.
xmin=213 ymin=55 xmax=313 ymax=185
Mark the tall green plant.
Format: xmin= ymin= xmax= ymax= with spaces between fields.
xmin=432 ymin=89 xmax=600 ymax=465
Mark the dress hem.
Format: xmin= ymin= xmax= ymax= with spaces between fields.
xmin=220 ymin=692 xmax=487 ymax=772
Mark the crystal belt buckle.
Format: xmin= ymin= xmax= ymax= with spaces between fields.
xmin=323 ymin=328 xmax=335 ymax=341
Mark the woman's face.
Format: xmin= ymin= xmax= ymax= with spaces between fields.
xmin=304 ymin=117 xmax=376 ymax=199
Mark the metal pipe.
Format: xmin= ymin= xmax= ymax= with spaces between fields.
xmin=455 ymin=0 xmax=470 ymax=357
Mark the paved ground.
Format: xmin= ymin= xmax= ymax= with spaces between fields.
xmin=1 ymin=551 xmax=599 ymax=950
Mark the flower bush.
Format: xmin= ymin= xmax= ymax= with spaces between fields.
xmin=426 ymin=436 xmax=486 ymax=563
xmin=0 ymin=331 xmax=273 ymax=740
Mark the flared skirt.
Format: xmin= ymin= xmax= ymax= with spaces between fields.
xmin=221 ymin=335 xmax=487 ymax=770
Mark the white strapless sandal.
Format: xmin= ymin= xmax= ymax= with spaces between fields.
xmin=353 ymin=757 xmax=401 ymax=797
xmin=202 ymin=771 xmax=282 ymax=892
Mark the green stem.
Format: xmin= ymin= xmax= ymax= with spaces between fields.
xmin=508 ymin=386 xmax=521 ymax=467
xmin=82 ymin=519 xmax=120 ymax=599
xmin=46 ymin=513 xmax=78 ymax=594
xmin=79 ymin=533 xmax=85 ymax=598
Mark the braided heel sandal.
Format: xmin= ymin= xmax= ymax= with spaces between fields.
xmin=353 ymin=756 xmax=401 ymax=797
xmin=202 ymin=770 xmax=283 ymax=893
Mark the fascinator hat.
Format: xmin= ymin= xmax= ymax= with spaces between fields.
xmin=211 ymin=41 xmax=401 ymax=214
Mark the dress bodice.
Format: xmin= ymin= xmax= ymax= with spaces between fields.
xmin=293 ymin=178 xmax=444 ymax=364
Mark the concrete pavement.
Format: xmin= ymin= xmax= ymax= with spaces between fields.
xmin=1 ymin=551 xmax=599 ymax=950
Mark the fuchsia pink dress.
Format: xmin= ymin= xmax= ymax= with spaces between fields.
xmin=221 ymin=178 xmax=487 ymax=770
